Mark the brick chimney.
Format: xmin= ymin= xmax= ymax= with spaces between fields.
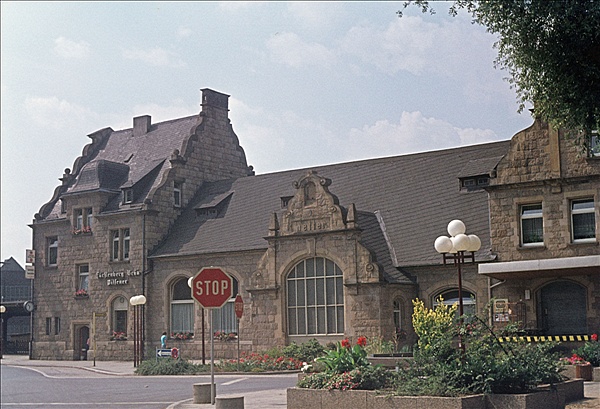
xmin=201 ymin=88 xmax=229 ymax=119
xmin=133 ymin=115 xmax=151 ymax=137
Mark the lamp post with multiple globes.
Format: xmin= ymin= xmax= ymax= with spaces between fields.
xmin=130 ymin=295 xmax=146 ymax=367
xmin=434 ymin=219 xmax=481 ymax=352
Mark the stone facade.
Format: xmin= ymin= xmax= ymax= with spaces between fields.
xmin=483 ymin=117 xmax=600 ymax=335
xmin=30 ymin=89 xmax=252 ymax=360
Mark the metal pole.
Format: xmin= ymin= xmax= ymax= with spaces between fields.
xmin=210 ymin=309 xmax=215 ymax=405
xmin=237 ymin=317 xmax=240 ymax=372
xmin=202 ymin=307 xmax=206 ymax=365
xmin=456 ymin=252 xmax=465 ymax=354
xmin=133 ymin=306 xmax=137 ymax=367
xmin=140 ymin=304 xmax=145 ymax=362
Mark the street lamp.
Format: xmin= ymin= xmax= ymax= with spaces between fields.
xmin=434 ymin=219 xmax=481 ymax=352
xmin=130 ymin=295 xmax=146 ymax=367
xmin=0 ymin=305 xmax=5 ymax=359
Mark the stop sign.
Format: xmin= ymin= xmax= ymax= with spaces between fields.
xmin=191 ymin=267 xmax=233 ymax=308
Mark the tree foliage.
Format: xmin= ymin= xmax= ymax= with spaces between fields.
xmin=400 ymin=1 xmax=600 ymax=153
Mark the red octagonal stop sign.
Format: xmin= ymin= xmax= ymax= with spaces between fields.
xmin=192 ymin=267 xmax=232 ymax=309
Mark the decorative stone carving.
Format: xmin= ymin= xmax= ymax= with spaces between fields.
xmin=281 ymin=171 xmax=346 ymax=235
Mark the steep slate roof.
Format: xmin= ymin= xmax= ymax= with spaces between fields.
xmin=152 ymin=141 xmax=511 ymax=279
xmin=40 ymin=115 xmax=199 ymax=220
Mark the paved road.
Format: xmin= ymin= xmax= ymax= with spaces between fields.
xmin=1 ymin=355 xmax=598 ymax=408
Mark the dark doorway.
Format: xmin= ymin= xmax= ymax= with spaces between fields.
xmin=539 ymin=281 xmax=587 ymax=335
xmin=77 ymin=326 xmax=90 ymax=360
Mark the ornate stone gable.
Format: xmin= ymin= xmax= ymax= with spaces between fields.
xmin=279 ymin=170 xmax=347 ymax=236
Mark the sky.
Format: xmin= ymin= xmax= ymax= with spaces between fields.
xmin=1 ymin=2 xmax=535 ymax=267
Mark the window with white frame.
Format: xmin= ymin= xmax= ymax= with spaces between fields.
xmin=287 ymin=257 xmax=344 ymax=336
xmin=123 ymin=189 xmax=133 ymax=204
xmin=520 ymin=204 xmax=543 ymax=246
xmin=73 ymin=207 xmax=93 ymax=234
xmin=174 ymin=181 xmax=182 ymax=207
xmin=78 ymin=264 xmax=89 ymax=292
xmin=212 ymin=277 xmax=239 ymax=335
xmin=572 ymin=199 xmax=596 ymax=242
xmin=111 ymin=228 xmax=130 ymax=261
xmin=588 ymin=130 xmax=599 ymax=158
xmin=170 ymin=278 xmax=194 ymax=334
xmin=47 ymin=236 xmax=58 ymax=266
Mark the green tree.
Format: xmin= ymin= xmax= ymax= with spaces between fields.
xmin=400 ymin=1 xmax=600 ymax=154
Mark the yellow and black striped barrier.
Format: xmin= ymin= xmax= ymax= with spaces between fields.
xmin=498 ymin=335 xmax=590 ymax=343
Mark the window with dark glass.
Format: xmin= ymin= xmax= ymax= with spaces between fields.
xmin=78 ymin=264 xmax=89 ymax=292
xmin=287 ymin=257 xmax=344 ymax=336
xmin=123 ymin=189 xmax=133 ymax=204
xmin=46 ymin=318 xmax=52 ymax=335
xmin=174 ymin=181 xmax=182 ymax=207
xmin=73 ymin=207 xmax=92 ymax=233
xmin=111 ymin=228 xmax=130 ymax=261
xmin=47 ymin=236 xmax=58 ymax=266
xmin=213 ymin=277 xmax=239 ymax=334
xmin=572 ymin=199 xmax=596 ymax=242
xmin=54 ymin=317 xmax=61 ymax=335
xmin=171 ymin=278 xmax=193 ymax=334
xmin=112 ymin=296 xmax=128 ymax=335
xmin=436 ymin=289 xmax=476 ymax=319
xmin=520 ymin=204 xmax=543 ymax=246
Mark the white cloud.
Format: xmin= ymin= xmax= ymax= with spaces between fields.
xmin=177 ymin=27 xmax=192 ymax=39
xmin=122 ymin=47 xmax=187 ymax=68
xmin=53 ymin=36 xmax=91 ymax=59
xmin=267 ymin=32 xmax=336 ymax=68
xmin=286 ymin=3 xmax=343 ymax=32
xmin=342 ymin=111 xmax=499 ymax=160
xmin=24 ymin=96 xmax=100 ymax=130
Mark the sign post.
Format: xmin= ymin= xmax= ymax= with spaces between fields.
xmin=191 ymin=267 xmax=233 ymax=405
xmin=234 ymin=295 xmax=243 ymax=372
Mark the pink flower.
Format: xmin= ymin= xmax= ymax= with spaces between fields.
xmin=591 ymin=333 xmax=598 ymax=342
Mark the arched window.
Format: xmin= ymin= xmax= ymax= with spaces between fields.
xmin=435 ymin=289 xmax=476 ymax=318
xmin=287 ymin=257 xmax=344 ymax=336
xmin=112 ymin=296 xmax=128 ymax=335
xmin=304 ymin=182 xmax=316 ymax=206
xmin=171 ymin=278 xmax=194 ymax=334
xmin=212 ymin=277 xmax=239 ymax=335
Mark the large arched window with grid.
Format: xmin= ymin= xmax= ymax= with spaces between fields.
xmin=287 ymin=257 xmax=344 ymax=335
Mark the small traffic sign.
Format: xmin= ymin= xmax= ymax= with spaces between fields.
xmin=157 ymin=349 xmax=172 ymax=357
xmin=234 ymin=294 xmax=243 ymax=319
xmin=191 ymin=267 xmax=232 ymax=309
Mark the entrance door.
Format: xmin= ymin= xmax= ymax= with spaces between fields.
xmin=539 ymin=281 xmax=587 ymax=335
xmin=77 ymin=326 xmax=90 ymax=360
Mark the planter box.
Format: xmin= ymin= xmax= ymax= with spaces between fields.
xmin=287 ymin=380 xmax=583 ymax=409
xmin=575 ymin=364 xmax=593 ymax=381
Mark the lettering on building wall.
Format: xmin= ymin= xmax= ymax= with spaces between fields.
xmin=292 ymin=219 xmax=335 ymax=232
xmin=96 ymin=269 xmax=141 ymax=286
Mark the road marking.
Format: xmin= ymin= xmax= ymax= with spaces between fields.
xmin=1 ymin=403 xmax=173 ymax=406
xmin=222 ymin=377 xmax=248 ymax=385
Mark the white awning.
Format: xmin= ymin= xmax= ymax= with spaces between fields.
xmin=479 ymin=255 xmax=600 ymax=279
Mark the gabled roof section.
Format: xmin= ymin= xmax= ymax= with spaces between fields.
xmin=35 ymin=115 xmax=200 ymax=220
xmin=151 ymin=140 xmax=511 ymax=270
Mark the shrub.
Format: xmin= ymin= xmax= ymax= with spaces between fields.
xmin=135 ymin=358 xmax=207 ymax=375
xmin=281 ymin=338 xmax=326 ymax=362
xmin=363 ymin=336 xmax=395 ymax=355
xmin=218 ymin=352 xmax=303 ymax=372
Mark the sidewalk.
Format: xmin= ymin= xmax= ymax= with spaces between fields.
xmin=2 ymin=355 xmax=598 ymax=409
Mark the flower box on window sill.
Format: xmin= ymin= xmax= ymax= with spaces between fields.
xmin=74 ymin=295 xmax=89 ymax=299
xmin=110 ymin=332 xmax=128 ymax=341
xmin=171 ymin=332 xmax=194 ymax=341
xmin=72 ymin=227 xmax=92 ymax=235
xmin=213 ymin=331 xmax=238 ymax=342
xmin=75 ymin=290 xmax=89 ymax=298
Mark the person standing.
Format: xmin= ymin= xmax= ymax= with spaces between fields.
xmin=161 ymin=332 xmax=167 ymax=349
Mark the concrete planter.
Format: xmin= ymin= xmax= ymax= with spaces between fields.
xmin=287 ymin=379 xmax=584 ymax=409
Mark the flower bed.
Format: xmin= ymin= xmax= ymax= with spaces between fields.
xmin=288 ymin=379 xmax=583 ymax=409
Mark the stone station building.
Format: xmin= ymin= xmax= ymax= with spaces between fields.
xmin=30 ymin=88 xmax=599 ymax=361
